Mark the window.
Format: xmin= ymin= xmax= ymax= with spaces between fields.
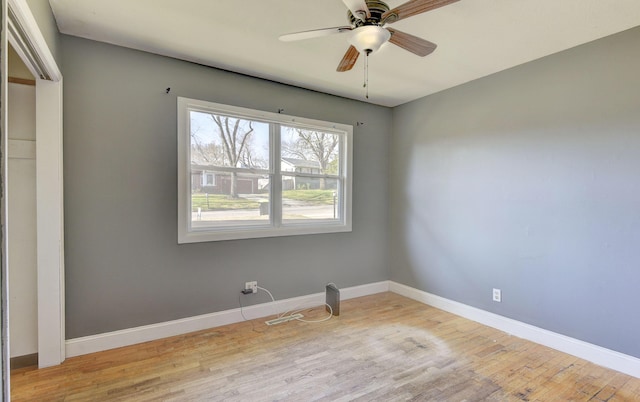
xmin=177 ymin=97 xmax=352 ymax=243
xmin=202 ymin=173 xmax=215 ymax=186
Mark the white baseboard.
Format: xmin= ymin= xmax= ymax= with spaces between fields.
xmin=66 ymin=279 xmax=640 ymax=379
xmin=389 ymin=281 xmax=640 ymax=379
xmin=65 ymin=281 xmax=389 ymax=358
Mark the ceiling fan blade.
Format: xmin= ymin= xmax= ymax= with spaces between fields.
xmin=342 ymin=0 xmax=371 ymax=21
xmin=337 ymin=45 xmax=360 ymax=72
xmin=279 ymin=26 xmax=352 ymax=42
xmin=387 ymin=28 xmax=437 ymax=57
xmin=382 ymin=0 xmax=459 ymax=24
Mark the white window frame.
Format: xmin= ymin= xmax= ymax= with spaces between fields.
xmin=177 ymin=97 xmax=353 ymax=243
xmin=202 ymin=172 xmax=215 ymax=187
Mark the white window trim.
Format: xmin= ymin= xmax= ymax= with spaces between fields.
xmin=202 ymin=172 xmax=215 ymax=187
xmin=177 ymin=97 xmax=353 ymax=243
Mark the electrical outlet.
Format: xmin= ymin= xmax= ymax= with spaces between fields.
xmin=493 ymin=288 xmax=502 ymax=302
xmin=245 ymin=281 xmax=258 ymax=294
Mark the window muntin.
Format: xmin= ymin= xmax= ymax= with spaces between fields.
xmin=178 ymin=98 xmax=352 ymax=243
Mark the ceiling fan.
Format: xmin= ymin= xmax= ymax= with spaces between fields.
xmin=279 ymin=0 xmax=459 ymax=72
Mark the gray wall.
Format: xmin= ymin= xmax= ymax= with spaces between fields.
xmin=59 ymin=20 xmax=640 ymax=360
xmin=26 ymin=0 xmax=61 ymax=65
xmin=391 ymin=26 xmax=640 ymax=358
xmin=62 ymin=36 xmax=390 ymax=338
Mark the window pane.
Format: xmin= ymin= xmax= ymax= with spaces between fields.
xmin=282 ymin=176 xmax=340 ymax=223
xmin=191 ymin=173 xmax=270 ymax=228
xmin=281 ymin=126 xmax=340 ymax=175
xmin=190 ymin=111 xmax=270 ymax=170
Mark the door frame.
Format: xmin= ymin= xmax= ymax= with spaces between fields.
xmin=6 ymin=0 xmax=64 ymax=368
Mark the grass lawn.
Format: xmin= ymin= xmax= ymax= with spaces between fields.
xmin=283 ymin=189 xmax=335 ymax=205
xmin=191 ymin=194 xmax=260 ymax=211
xmin=191 ymin=189 xmax=335 ymax=211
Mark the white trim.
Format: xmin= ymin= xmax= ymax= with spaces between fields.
xmin=2 ymin=3 xmax=12 ymax=394
xmin=389 ymin=281 xmax=640 ymax=379
xmin=65 ymin=281 xmax=389 ymax=357
xmin=35 ymin=79 xmax=65 ymax=368
xmin=7 ymin=0 xmax=61 ymax=81
xmin=341 ymin=280 xmax=389 ymax=299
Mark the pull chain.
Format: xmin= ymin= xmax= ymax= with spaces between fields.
xmin=363 ymin=49 xmax=371 ymax=99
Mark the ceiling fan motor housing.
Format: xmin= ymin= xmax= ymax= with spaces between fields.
xmin=348 ymin=0 xmax=392 ymax=27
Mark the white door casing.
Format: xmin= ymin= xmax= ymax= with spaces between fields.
xmin=7 ymin=0 xmax=65 ymax=368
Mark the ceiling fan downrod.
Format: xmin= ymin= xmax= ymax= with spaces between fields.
xmin=363 ymin=49 xmax=371 ymax=99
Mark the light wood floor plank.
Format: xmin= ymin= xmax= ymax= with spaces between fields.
xmin=11 ymin=292 xmax=640 ymax=401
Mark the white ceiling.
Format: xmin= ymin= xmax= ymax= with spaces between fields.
xmin=49 ymin=0 xmax=640 ymax=107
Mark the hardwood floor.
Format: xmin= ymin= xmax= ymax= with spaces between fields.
xmin=11 ymin=292 xmax=640 ymax=401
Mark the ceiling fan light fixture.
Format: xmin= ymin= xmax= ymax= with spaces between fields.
xmin=348 ymin=25 xmax=390 ymax=54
